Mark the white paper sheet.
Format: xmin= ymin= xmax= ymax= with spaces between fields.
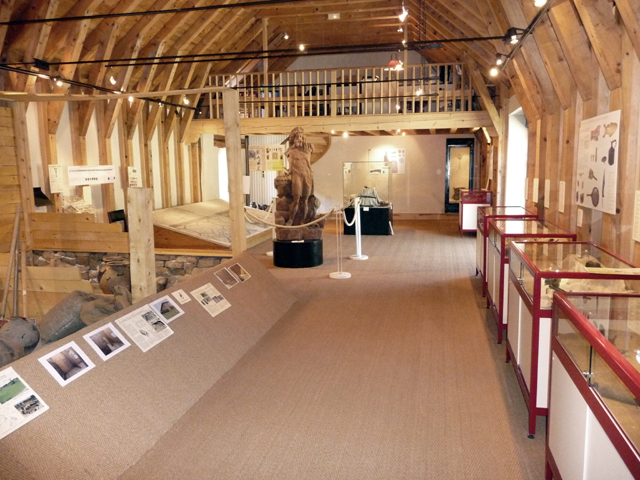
xmin=0 ymin=367 xmax=49 ymax=440
xmin=191 ymin=283 xmax=231 ymax=318
xmin=116 ymin=305 xmax=173 ymax=352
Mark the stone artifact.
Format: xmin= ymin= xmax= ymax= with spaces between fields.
xmin=0 ymin=317 xmax=40 ymax=367
xmin=274 ymin=127 xmax=326 ymax=241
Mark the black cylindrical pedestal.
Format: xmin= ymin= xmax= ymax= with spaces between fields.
xmin=273 ymin=239 xmax=323 ymax=268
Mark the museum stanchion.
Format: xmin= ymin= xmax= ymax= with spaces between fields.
xmin=344 ymin=197 xmax=368 ymax=261
xmin=330 ymin=211 xmax=351 ymax=279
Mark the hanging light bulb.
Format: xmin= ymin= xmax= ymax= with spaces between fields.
xmin=299 ymin=44 xmax=305 ymax=51
xmin=490 ymin=67 xmax=499 ymax=77
xmin=495 ymin=53 xmax=505 ymax=65
xmin=402 ymin=132 xmax=406 ymax=136
xmin=54 ymin=77 xmax=64 ymax=87
xmin=183 ymin=97 xmax=190 ymax=105
xmin=416 ymin=88 xmax=423 ymax=96
xmin=109 ymin=75 xmax=117 ymax=85
xmin=128 ymin=96 xmax=134 ymax=103
xmin=397 ymin=27 xmax=403 ymax=33
xmin=342 ymin=131 xmax=349 ymax=138
xmin=283 ymin=32 xmax=289 ymax=40
xmin=331 ymin=130 xmax=335 ymax=134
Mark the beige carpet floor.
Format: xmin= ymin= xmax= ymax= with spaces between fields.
xmin=122 ymin=218 xmax=545 ymax=479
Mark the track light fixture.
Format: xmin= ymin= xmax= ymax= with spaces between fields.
xmin=495 ymin=53 xmax=507 ymax=65
xmin=183 ymin=97 xmax=190 ymax=105
xmin=53 ymin=76 xmax=64 ymax=87
xmin=504 ymin=27 xmax=525 ymax=44
xmin=534 ymin=0 xmax=547 ymax=6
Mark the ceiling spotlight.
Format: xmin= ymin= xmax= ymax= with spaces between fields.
xmin=109 ymin=75 xmax=116 ymax=85
xmin=534 ymin=0 xmax=547 ymax=6
xmin=128 ymin=96 xmax=134 ymax=103
xmin=402 ymin=39 xmax=406 ymax=46
xmin=402 ymin=132 xmax=406 ymax=136
xmin=416 ymin=88 xmax=423 ymax=96
xmin=495 ymin=53 xmax=506 ymax=65
xmin=398 ymin=27 xmax=403 ymax=33
xmin=399 ymin=6 xmax=409 ymax=22
xmin=342 ymin=131 xmax=349 ymax=138
xmin=397 ymin=128 xmax=401 ymax=133
xmin=396 ymin=104 xmax=401 ymax=110
xmin=299 ymin=44 xmax=305 ymax=51
xmin=504 ymin=27 xmax=524 ymax=45
xmin=53 ymin=77 xmax=64 ymax=87
xmin=331 ymin=130 xmax=335 ymax=134
xmin=183 ymin=97 xmax=190 ymax=105
xmin=490 ymin=67 xmax=499 ymax=77
xmin=284 ymin=32 xmax=289 ymax=40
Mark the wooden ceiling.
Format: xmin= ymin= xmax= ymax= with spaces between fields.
xmin=0 ymin=0 xmax=505 ymax=96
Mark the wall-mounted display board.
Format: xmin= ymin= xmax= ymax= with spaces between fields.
xmin=576 ymin=110 xmax=621 ymax=215
xmin=67 ymin=165 xmax=117 ymax=186
xmin=248 ymin=145 xmax=285 ymax=172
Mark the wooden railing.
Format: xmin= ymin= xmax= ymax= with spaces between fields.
xmin=199 ymin=63 xmax=476 ymax=120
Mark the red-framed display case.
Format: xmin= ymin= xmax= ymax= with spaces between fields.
xmin=486 ymin=219 xmax=576 ymax=343
xmin=506 ymin=241 xmax=640 ymax=437
xmin=459 ymin=189 xmax=492 ymax=236
xmin=547 ymin=293 xmax=640 ymax=480
xmin=476 ymin=206 xmax=537 ymax=299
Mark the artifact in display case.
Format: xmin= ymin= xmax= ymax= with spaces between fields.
xmin=343 ymin=161 xmax=393 ymax=235
xmin=476 ymin=206 xmax=537 ymax=299
xmin=548 ymin=293 xmax=640 ymax=480
xmin=486 ymin=219 xmax=576 ymax=343
xmin=459 ymin=189 xmax=492 ymax=236
xmin=506 ymin=241 xmax=640 ymax=437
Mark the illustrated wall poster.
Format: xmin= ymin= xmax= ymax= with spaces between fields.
xmin=83 ymin=323 xmax=130 ymax=361
xmin=38 ymin=341 xmax=96 ymax=387
xmin=576 ymin=110 xmax=620 ymax=214
xmin=48 ymin=165 xmax=64 ymax=193
xmin=191 ymin=283 xmax=231 ymax=318
xmin=115 ymin=305 xmax=174 ymax=352
xmin=0 ymin=367 xmax=49 ymax=440
xmin=385 ymin=149 xmax=406 ymax=174
xmin=249 ymin=145 xmax=285 ymax=172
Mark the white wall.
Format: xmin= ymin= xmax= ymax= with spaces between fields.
xmin=505 ymin=108 xmax=528 ymax=207
xmin=313 ymin=135 xmax=475 ymax=214
xmin=201 ymin=134 xmax=221 ymax=201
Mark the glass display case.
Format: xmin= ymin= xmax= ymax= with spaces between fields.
xmin=486 ymin=219 xmax=576 ymax=343
xmin=547 ymin=293 xmax=640 ymax=480
xmin=476 ymin=206 xmax=537 ymax=299
xmin=343 ymin=161 xmax=392 ymax=206
xmin=343 ymin=161 xmax=393 ymax=236
xmin=458 ymin=189 xmax=492 ymax=236
xmin=506 ymin=241 xmax=640 ymax=437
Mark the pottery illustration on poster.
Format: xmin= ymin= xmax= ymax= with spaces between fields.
xmin=576 ymin=110 xmax=620 ymax=215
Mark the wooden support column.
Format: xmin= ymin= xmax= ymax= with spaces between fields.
xmin=543 ymin=110 xmax=562 ymax=225
xmin=174 ymin=138 xmax=186 ymax=206
xmin=262 ymin=18 xmax=269 ymax=75
xmin=37 ymin=97 xmax=62 ymax=212
xmin=559 ymin=90 xmax=580 ymax=233
xmin=127 ymin=187 xmax=155 ymax=303
xmin=223 ymin=89 xmax=247 ymax=256
xmin=189 ymin=140 xmax=202 ymax=203
xmin=496 ymin=83 xmax=508 ymax=206
xmin=96 ymin=102 xmax=116 ymax=221
xmin=11 ymin=102 xmax=34 ymax=249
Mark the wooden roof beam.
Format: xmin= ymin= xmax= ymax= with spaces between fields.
xmin=572 ymin=0 xmax=622 ymax=90
xmin=0 ymin=0 xmax=17 ymax=61
xmin=43 ymin=0 xmax=102 ymax=60
xmin=47 ymin=17 xmax=91 ymax=134
xmin=616 ymin=0 xmax=640 ymax=60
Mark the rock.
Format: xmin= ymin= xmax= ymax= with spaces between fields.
xmin=156 ymin=277 xmax=168 ymax=292
xmin=176 ymin=256 xmax=197 ymax=263
xmin=36 ymin=256 xmax=50 ymax=267
xmin=41 ymin=251 xmax=56 ymax=260
xmin=155 ymin=261 xmax=165 ymax=269
xmin=196 ymin=258 xmax=219 ymax=268
xmin=0 ymin=318 xmax=40 ymax=353
xmin=0 ymin=337 xmax=24 ymax=368
xmin=98 ymin=263 xmax=131 ymax=294
xmin=39 ymin=291 xmax=93 ymax=344
xmin=165 ymin=260 xmax=184 ymax=269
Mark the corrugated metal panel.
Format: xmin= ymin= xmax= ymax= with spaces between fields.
xmin=248 ymin=135 xmax=287 ymax=207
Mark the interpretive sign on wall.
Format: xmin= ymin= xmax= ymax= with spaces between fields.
xmin=576 ymin=110 xmax=620 ymax=215
xmin=68 ymin=165 xmax=117 ymax=186
xmin=128 ymin=167 xmax=141 ymax=188
xmin=249 ymin=145 xmax=285 ymax=172
xmin=48 ymin=165 xmax=64 ymax=193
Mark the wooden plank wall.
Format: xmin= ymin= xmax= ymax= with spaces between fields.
xmin=31 ymin=213 xmax=130 ymax=253
xmin=0 ymin=106 xmax=21 ymax=253
xmin=0 ymin=253 xmax=93 ymax=322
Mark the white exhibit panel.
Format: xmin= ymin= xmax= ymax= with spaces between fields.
xmin=459 ymin=190 xmax=492 ymax=234
xmin=547 ymin=293 xmax=640 ymax=478
xmin=536 ymin=317 xmax=552 ymax=408
xmin=519 ymin=304 xmax=534 ymax=392
xmin=475 ymin=229 xmax=483 ymax=274
xmin=549 ymin=352 xmax=588 ymax=480
xmin=507 ymin=281 xmax=522 ymax=362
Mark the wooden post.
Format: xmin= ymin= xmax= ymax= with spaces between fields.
xmin=127 ymin=188 xmax=156 ymax=303
xmin=223 ymin=89 xmax=247 ymax=256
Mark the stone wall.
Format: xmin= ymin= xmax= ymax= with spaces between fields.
xmin=31 ymin=251 xmax=224 ymax=293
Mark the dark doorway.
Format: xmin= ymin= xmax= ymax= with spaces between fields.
xmin=445 ymin=138 xmax=475 ymax=213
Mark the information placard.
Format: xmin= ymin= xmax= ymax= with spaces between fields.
xmin=68 ymin=165 xmax=117 ymax=186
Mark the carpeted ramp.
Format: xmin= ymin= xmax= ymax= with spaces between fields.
xmin=0 ymin=252 xmax=296 ymax=479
